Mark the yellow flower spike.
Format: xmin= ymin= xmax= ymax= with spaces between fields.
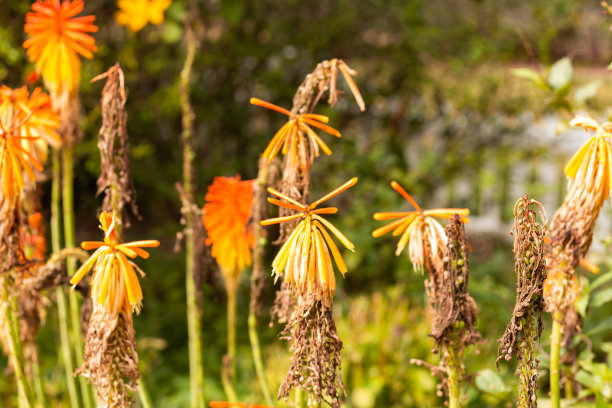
xmin=373 ymin=180 xmax=470 ymax=272
xmin=566 ymin=115 xmax=612 ymax=204
xmin=250 ymin=97 xmax=342 ymax=168
xmin=70 ymin=211 xmax=159 ymax=318
xmin=262 ymin=178 xmax=357 ymax=302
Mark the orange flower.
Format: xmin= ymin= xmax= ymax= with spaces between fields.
xmin=0 ymin=86 xmax=61 ymax=164
xmin=250 ymin=98 xmax=341 ymax=172
xmin=0 ymin=110 xmax=44 ymax=199
xmin=372 ymin=181 xmax=470 ymax=273
xmin=70 ymin=212 xmax=159 ymax=318
xmin=262 ymin=178 xmax=357 ymax=302
xmin=24 ymin=0 xmax=98 ymax=94
xmin=564 ymin=115 xmax=612 ymax=206
xmin=202 ymin=176 xmax=254 ymax=273
xmin=21 ymin=212 xmax=47 ymax=263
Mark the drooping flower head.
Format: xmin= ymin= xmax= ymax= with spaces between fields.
xmin=0 ymin=109 xmax=44 ymax=200
xmin=0 ymin=86 xmax=60 ymax=165
xmin=564 ymin=115 xmax=612 ymax=208
xmin=115 ymin=0 xmax=171 ymax=32
xmin=202 ymin=176 xmax=254 ymax=275
xmin=250 ymin=98 xmax=341 ymax=173
xmin=70 ymin=212 xmax=159 ymax=318
xmin=24 ymin=0 xmax=98 ymax=94
xmin=262 ymin=178 xmax=357 ymax=303
xmin=372 ymin=181 xmax=470 ymax=274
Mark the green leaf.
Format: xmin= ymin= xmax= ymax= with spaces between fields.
xmin=474 ymin=369 xmax=510 ymax=397
xmin=591 ymin=287 xmax=612 ymax=308
xmin=511 ymin=68 xmax=548 ymax=90
xmin=576 ymin=278 xmax=590 ymax=317
xmin=548 ymin=57 xmax=573 ymax=92
xmin=585 ymin=316 xmax=612 ymax=337
xmin=574 ymin=81 xmax=601 ymax=106
xmin=591 ymin=270 xmax=612 ymax=292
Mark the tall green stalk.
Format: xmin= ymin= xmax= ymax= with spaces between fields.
xmin=180 ymin=23 xmax=205 ymax=408
xmin=447 ymin=346 xmax=461 ymax=408
xmin=2 ymin=284 xmax=33 ymax=408
xmin=249 ymin=160 xmax=273 ymax=406
xmin=62 ymin=146 xmax=94 ymax=408
xmin=51 ymin=149 xmax=79 ymax=408
xmin=222 ymin=281 xmax=239 ymax=402
xmin=550 ymin=311 xmax=562 ymax=408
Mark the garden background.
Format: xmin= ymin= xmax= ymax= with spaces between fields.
xmin=3 ymin=0 xmax=612 ymax=406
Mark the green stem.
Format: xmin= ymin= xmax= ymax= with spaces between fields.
xmin=550 ymin=311 xmax=562 ymax=408
xmin=2 ymin=285 xmax=33 ymax=408
xmin=248 ymin=313 xmax=273 ymax=406
xmin=295 ymin=388 xmax=303 ymax=408
xmin=227 ymin=285 xmax=236 ymax=379
xmin=221 ymin=280 xmax=239 ymax=402
xmin=31 ymin=355 xmax=46 ymax=408
xmin=62 ymin=146 xmax=94 ymax=408
xmin=52 ymin=149 xmax=80 ymax=408
xmin=180 ymin=21 xmax=205 ymax=408
xmin=249 ymin=160 xmax=273 ymax=406
xmin=447 ymin=346 xmax=461 ymax=408
xmin=137 ymin=378 xmax=154 ymax=408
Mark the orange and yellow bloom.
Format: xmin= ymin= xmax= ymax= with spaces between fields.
xmin=262 ymin=178 xmax=357 ymax=302
xmin=202 ymin=176 xmax=254 ymax=273
xmin=372 ymin=181 xmax=469 ymax=273
xmin=0 ymin=86 xmax=60 ymax=164
xmin=115 ymin=0 xmax=171 ymax=32
xmin=250 ymin=98 xmax=341 ymax=172
xmin=70 ymin=212 xmax=159 ymax=318
xmin=24 ymin=0 xmax=98 ymax=94
xmin=0 ymin=110 xmax=44 ymax=199
xmin=564 ymin=115 xmax=612 ymax=206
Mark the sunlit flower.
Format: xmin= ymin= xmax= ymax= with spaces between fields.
xmin=70 ymin=212 xmax=159 ymax=318
xmin=564 ymin=115 xmax=612 ymax=206
xmin=372 ymin=181 xmax=470 ymax=273
xmin=0 ymin=111 xmax=44 ymax=199
xmin=250 ymin=98 xmax=341 ymax=172
xmin=24 ymin=0 xmax=98 ymax=94
xmin=0 ymin=86 xmax=60 ymax=164
xmin=262 ymin=178 xmax=357 ymax=302
xmin=202 ymin=176 xmax=254 ymax=274
xmin=115 ymin=0 xmax=171 ymax=32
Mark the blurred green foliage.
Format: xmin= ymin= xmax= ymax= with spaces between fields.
xmin=2 ymin=0 xmax=612 ymax=406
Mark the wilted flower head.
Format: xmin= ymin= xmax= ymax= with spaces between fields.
xmin=115 ymin=0 xmax=171 ymax=32
xmin=202 ymin=176 xmax=254 ymax=274
xmin=262 ymin=178 xmax=357 ymax=303
xmin=565 ymin=115 xmax=612 ymax=207
xmin=70 ymin=212 xmax=159 ymax=318
xmin=0 ymin=86 xmax=60 ymax=164
xmin=250 ymin=98 xmax=341 ymax=173
xmin=24 ymin=0 xmax=98 ymax=94
xmin=372 ymin=181 xmax=470 ymax=273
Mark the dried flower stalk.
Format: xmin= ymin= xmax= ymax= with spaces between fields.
xmin=498 ymin=196 xmax=547 ymax=408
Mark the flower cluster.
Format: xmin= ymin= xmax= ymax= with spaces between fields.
xmin=115 ymin=0 xmax=171 ymax=32
xmin=372 ymin=181 xmax=469 ymax=273
xmin=202 ymin=176 xmax=255 ymax=273
xmin=262 ymin=178 xmax=357 ymax=302
xmin=250 ymin=98 xmax=341 ymax=172
xmin=70 ymin=212 xmax=159 ymax=318
xmin=24 ymin=0 xmax=98 ymax=94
